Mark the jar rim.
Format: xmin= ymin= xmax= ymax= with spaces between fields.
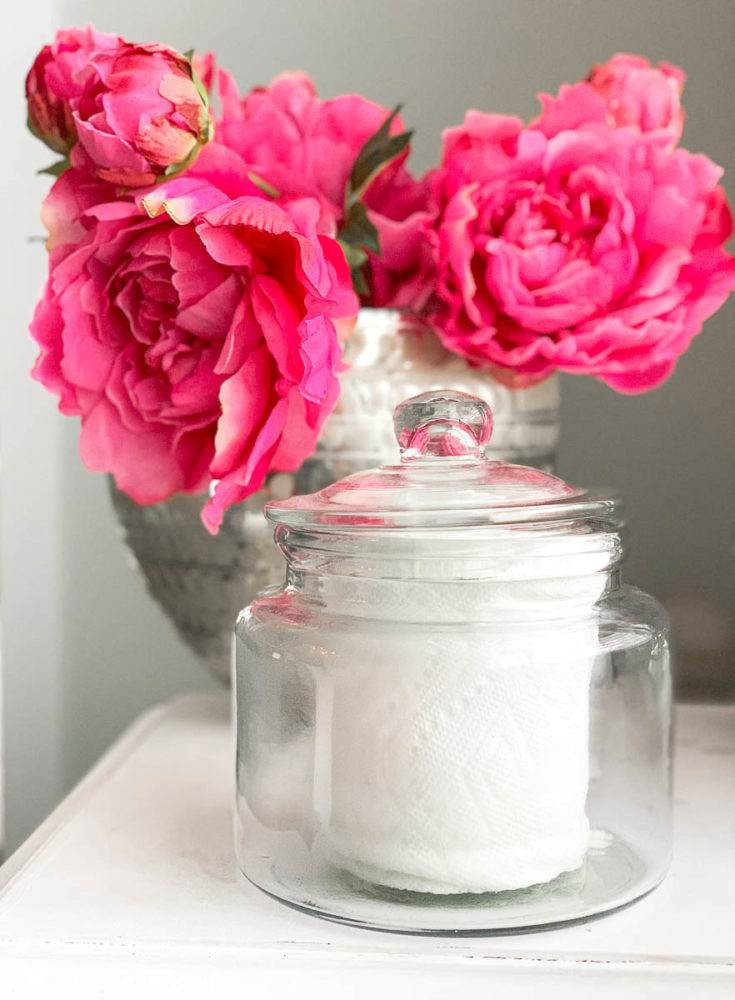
xmin=270 ymin=510 xmax=626 ymax=586
xmin=266 ymin=491 xmax=621 ymax=533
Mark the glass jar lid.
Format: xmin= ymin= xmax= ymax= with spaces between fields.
xmin=266 ymin=390 xmax=617 ymax=531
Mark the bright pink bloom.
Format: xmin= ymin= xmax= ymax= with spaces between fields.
xmin=589 ymin=53 xmax=685 ymax=140
xmin=191 ymin=52 xmax=243 ymax=128
xmin=429 ymin=112 xmax=735 ymax=391
xmin=71 ymin=41 xmax=213 ymax=186
xmin=211 ymin=71 xmax=436 ymax=308
xmin=364 ymin=165 xmax=438 ymax=310
xmin=25 ymin=26 xmax=120 ymax=155
xmin=30 ymin=144 xmax=357 ymax=531
xmin=534 ymin=54 xmax=685 ymax=147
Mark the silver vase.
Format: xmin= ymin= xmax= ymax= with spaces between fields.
xmin=111 ymin=308 xmax=560 ymax=684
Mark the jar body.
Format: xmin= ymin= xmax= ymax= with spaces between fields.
xmin=234 ymin=567 xmax=672 ymax=933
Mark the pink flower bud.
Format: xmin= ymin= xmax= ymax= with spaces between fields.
xmin=25 ymin=26 xmax=120 ymax=155
xmin=72 ymin=42 xmax=214 ymax=187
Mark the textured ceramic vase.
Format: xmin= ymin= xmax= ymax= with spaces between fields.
xmin=111 ymin=309 xmax=560 ymax=684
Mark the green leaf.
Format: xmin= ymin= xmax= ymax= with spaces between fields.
xmin=37 ymin=158 xmax=70 ymax=177
xmin=337 ymin=102 xmax=413 ymax=296
xmin=190 ymin=65 xmax=210 ymax=110
xmin=247 ymin=172 xmax=281 ymax=199
xmin=350 ymin=265 xmax=370 ymax=298
xmin=183 ymin=49 xmax=210 ymax=109
xmin=337 ymin=239 xmax=369 ymax=273
xmin=338 ymin=202 xmax=380 ymax=255
xmin=346 ymin=105 xmax=413 ymax=206
xmin=337 ymin=204 xmax=380 ymax=298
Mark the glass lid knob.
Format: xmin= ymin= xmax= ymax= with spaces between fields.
xmin=393 ymin=390 xmax=493 ymax=458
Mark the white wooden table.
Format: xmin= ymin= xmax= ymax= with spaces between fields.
xmin=0 ymin=693 xmax=733 ymax=998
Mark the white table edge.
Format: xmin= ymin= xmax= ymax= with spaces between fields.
xmin=0 ymin=693 xmax=210 ymax=893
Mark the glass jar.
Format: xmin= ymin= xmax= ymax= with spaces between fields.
xmin=235 ymin=391 xmax=673 ymax=934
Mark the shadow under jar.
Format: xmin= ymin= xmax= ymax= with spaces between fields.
xmin=235 ymin=390 xmax=673 ymax=934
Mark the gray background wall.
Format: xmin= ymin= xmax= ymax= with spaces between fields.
xmin=3 ymin=0 xmax=734 ymax=854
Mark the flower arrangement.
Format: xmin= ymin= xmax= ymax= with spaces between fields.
xmin=428 ymin=57 xmax=735 ymax=390
xmin=26 ymin=30 xmax=735 ymax=531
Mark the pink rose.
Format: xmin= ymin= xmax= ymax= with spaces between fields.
xmin=25 ymin=26 xmax=121 ymax=155
xmin=70 ymin=41 xmax=213 ymax=187
xmin=30 ymin=144 xmax=357 ymax=532
xmin=535 ymin=54 xmax=685 ymax=147
xmin=212 ymin=71 xmax=435 ymax=308
xmin=429 ymin=112 xmax=735 ymax=391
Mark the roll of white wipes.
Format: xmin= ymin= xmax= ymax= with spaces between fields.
xmin=316 ymin=544 xmax=604 ymax=894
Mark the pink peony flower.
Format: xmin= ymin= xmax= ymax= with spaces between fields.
xmin=211 ymin=70 xmax=436 ymax=308
xmin=191 ymin=52 xmax=243 ymax=128
xmin=25 ymin=26 xmax=121 ymax=155
xmin=30 ymin=143 xmax=357 ymax=532
xmin=588 ymin=53 xmax=685 ymax=141
xmin=534 ymin=54 xmax=685 ymax=147
xmin=429 ymin=111 xmax=735 ymax=391
xmin=71 ymin=41 xmax=213 ymax=187
xmin=363 ymin=164 xmax=438 ymax=310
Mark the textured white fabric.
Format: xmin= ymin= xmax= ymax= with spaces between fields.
xmin=313 ymin=541 xmax=606 ymax=894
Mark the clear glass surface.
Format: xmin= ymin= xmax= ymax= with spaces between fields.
xmin=235 ymin=577 xmax=671 ymax=933
xmin=234 ymin=390 xmax=672 ymax=933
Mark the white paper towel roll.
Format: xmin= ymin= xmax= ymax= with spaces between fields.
xmin=315 ymin=544 xmax=605 ymax=894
